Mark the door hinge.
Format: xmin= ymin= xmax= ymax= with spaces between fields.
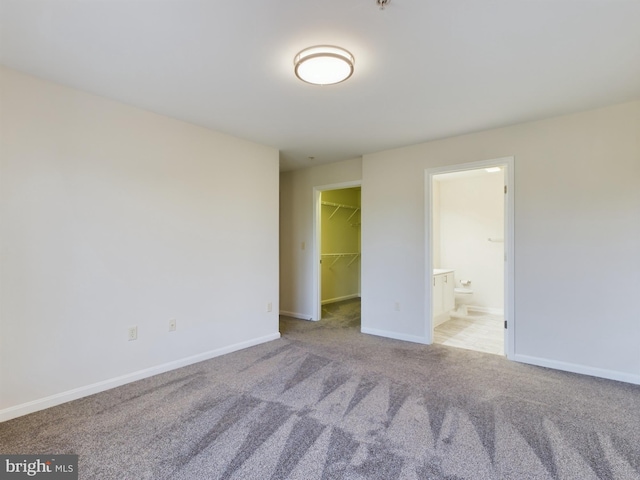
xmin=504 ymin=320 xmax=507 ymax=329
xmin=504 ymin=185 xmax=507 ymax=194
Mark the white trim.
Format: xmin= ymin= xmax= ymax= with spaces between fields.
xmin=0 ymin=332 xmax=280 ymax=423
xmin=321 ymin=293 xmax=360 ymax=305
xmin=280 ymin=310 xmax=314 ymax=321
xmin=425 ymin=156 xmax=515 ymax=357
xmin=513 ymin=354 xmax=640 ymax=385
xmin=426 ymin=157 xmax=514 ymax=176
xmin=361 ymin=327 xmax=429 ymax=345
xmin=505 ymin=157 xmax=515 ymax=359
xmin=424 ymin=173 xmax=435 ymax=343
xmin=312 ymin=180 xmax=362 ymax=321
xmin=312 ymin=188 xmax=322 ymax=321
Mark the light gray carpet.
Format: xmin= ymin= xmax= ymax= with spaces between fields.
xmin=1 ymin=298 xmax=639 ymax=479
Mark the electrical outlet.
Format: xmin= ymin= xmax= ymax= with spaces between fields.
xmin=128 ymin=326 xmax=138 ymax=341
xmin=169 ymin=318 xmax=176 ymax=332
xmin=266 ymin=302 xmax=272 ymax=312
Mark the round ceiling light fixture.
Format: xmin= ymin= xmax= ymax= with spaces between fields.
xmin=294 ymin=45 xmax=354 ymax=85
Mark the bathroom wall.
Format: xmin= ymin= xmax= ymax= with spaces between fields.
xmin=321 ymin=188 xmax=361 ymax=303
xmin=435 ymin=171 xmax=504 ymax=311
xmin=432 ymin=180 xmax=441 ymax=268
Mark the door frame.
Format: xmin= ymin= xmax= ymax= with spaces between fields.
xmin=425 ymin=156 xmax=515 ymax=358
xmin=312 ymin=180 xmax=362 ymax=321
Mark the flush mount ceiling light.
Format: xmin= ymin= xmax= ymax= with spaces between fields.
xmin=294 ymin=45 xmax=354 ymax=85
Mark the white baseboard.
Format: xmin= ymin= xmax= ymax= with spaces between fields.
xmin=361 ymin=327 xmax=429 ymax=345
xmin=0 ymin=332 xmax=281 ymax=423
xmin=512 ymin=354 xmax=640 ymax=385
xmin=467 ymin=305 xmax=504 ymax=315
xmin=321 ymin=294 xmax=360 ymax=305
xmin=279 ymin=310 xmax=315 ymax=321
xmin=433 ymin=313 xmax=450 ymax=327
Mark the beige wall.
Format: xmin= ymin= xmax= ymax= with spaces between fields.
xmin=0 ymin=67 xmax=280 ymax=419
xmin=362 ymin=101 xmax=640 ymax=383
xmin=280 ymin=158 xmax=362 ymax=319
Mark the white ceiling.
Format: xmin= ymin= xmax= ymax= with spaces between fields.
xmin=2 ymin=0 xmax=639 ymax=171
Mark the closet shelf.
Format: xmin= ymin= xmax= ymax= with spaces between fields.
xmin=321 ymin=201 xmax=360 ymax=220
xmin=321 ymin=201 xmax=358 ymax=209
xmin=321 ymin=253 xmax=361 ymax=267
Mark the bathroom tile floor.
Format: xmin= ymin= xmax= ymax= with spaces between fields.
xmin=434 ymin=312 xmax=504 ymax=356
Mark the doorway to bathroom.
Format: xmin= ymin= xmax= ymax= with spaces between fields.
xmin=312 ymin=182 xmax=361 ymax=323
xmin=426 ymin=157 xmax=514 ymax=358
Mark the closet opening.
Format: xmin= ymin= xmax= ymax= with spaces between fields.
xmin=312 ymin=182 xmax=361 ymax=325
xmin=426 ymin=157 xmax=514 ymax=358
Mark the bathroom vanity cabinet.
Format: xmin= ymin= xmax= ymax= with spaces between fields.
xmin=433 ymin=269 xmax=455 ymax=326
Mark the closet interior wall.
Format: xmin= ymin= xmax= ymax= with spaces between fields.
xmin=321 ymin=188 xmax=361 ymax=305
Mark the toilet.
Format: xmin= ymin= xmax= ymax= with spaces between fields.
xmin=453 ymin=282 xmax=473 ymax=316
